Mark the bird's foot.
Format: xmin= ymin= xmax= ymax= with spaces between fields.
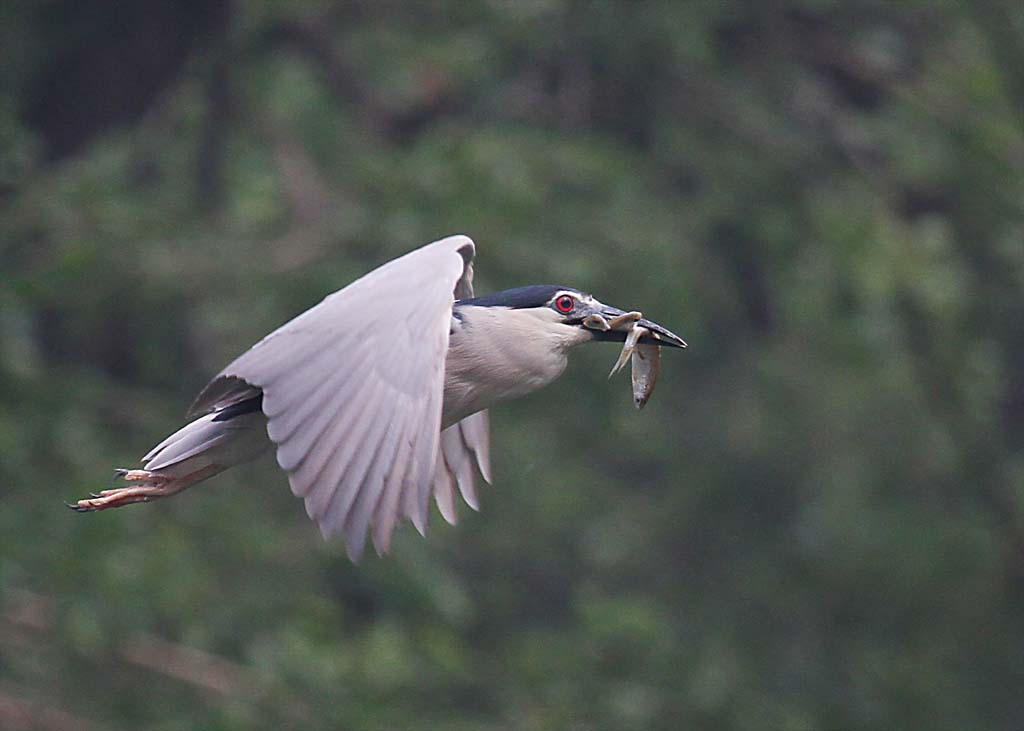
xmin=66 ymin=484 xmax=168 ymax=512
xmin=66 ymin=465 xmax=217 ymax=512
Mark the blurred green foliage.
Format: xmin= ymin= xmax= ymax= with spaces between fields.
xmin=2 ymin=1 xmax=1024 ymax=729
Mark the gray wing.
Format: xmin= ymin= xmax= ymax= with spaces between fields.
xmin=431 ymin=248 xmax=492 ymax=528
xmin=191 ymin=234 xmax=482 ymax=561
xmin=433 ymin=410 xmax=492 ymax=525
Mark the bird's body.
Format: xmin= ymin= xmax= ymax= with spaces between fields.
xmin=70 ymin=235 xmax=685 ymax=561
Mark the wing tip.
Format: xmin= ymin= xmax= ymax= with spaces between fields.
xmin=344 ymin=535 xmax=367 ymax=564
xmin=438 ymin=506 xmax=458 ymax=526
xmin=462 ymin=490 xmax=481 ymax=512
xmin=411 ymin=512 xmax=429 ymax=536
xmin=371 ymin=532 xmax=392 ymax=559
xmin=441 ymin=233 xmax=474 ymax=250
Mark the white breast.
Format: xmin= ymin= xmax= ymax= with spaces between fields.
xmin=441 ymin=306 xmax=589 ymax=428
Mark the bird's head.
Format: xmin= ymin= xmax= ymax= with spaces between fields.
xmin=457 ymin=285 xmax=687 ymax=349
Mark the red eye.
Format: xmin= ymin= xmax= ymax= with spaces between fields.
xmin=555 ymin=295 xmax=575 ymax=313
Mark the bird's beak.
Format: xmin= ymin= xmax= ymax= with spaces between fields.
xmin=581 ymin=304 xmax=688 ymax=349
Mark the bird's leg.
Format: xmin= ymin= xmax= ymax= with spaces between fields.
xmin=66 ymin=464 xmax=221 ymax=512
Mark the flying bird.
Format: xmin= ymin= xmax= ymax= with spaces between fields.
xmin=68 ymin=235 xmax=686 ymax=561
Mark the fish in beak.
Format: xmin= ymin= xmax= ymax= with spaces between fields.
xmin=581 ymin=304 xmax=688 ymax=349
xmin=579 ymin=302 xmax=685 ymax=410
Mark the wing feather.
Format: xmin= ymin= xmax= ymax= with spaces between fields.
xmin=332 ymin=343 xmax=422 ymax=553
xmin=292 ymin=377 xmax=381 ymax=499
xmin=438 ymin=425 xmax=478 ymax=511
xmin=370 ymin=405 xmax=419 ymax=554
xmin=411 ymin=372 xmax=445 ymax=531
xmin=301 ymin=378 xmax=386 ymax=517
xmin=187 ymin=235 xmax=477 ymax=558
xmin=347 ymin=395 xmax=421 ymax=558
xmin=187 ymin=376 xmax=260 ymax=419
xmin=458 ymin=410 xmax=492 ymax=484
xmin=428 ymin=408 xmax=492 ymax=524
xmin=261 ymin=343 xmax=360 ymax=422
xmin=432 ymin=453 xmax=458 ymax=525
xmin=268 ymin=344 xmax=374 ymax=470
xmin=372 ymin=378 xmax=432 ymax=552
xmin=324 ymin=400 xmax=395 ymax=545
xmin=452 ymin=451 xmax=479 ymax=510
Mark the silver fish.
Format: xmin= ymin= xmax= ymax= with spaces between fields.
xmin=631 ymin=342 xmax=660 ymax=409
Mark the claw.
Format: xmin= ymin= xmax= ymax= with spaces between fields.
xmin=65 ymin=501 xmax=90 ymax=512
xmin=89 ymin=492 xmax=101 ymax=498
xmin=112 ymin=468 xmax=129 ymax=482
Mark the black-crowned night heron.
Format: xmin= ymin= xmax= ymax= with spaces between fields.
xmin=68 ymin=235 xmax=686 ymax=560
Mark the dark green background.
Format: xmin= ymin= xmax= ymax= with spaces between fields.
xmin=2 ymin=1 xmax=1023 ymax=729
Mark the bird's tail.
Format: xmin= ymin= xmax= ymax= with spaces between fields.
xmin=67 ymin=396 xmax=270 ymax=512
xmin=141 ymin=397 xmax=269 ymax=478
